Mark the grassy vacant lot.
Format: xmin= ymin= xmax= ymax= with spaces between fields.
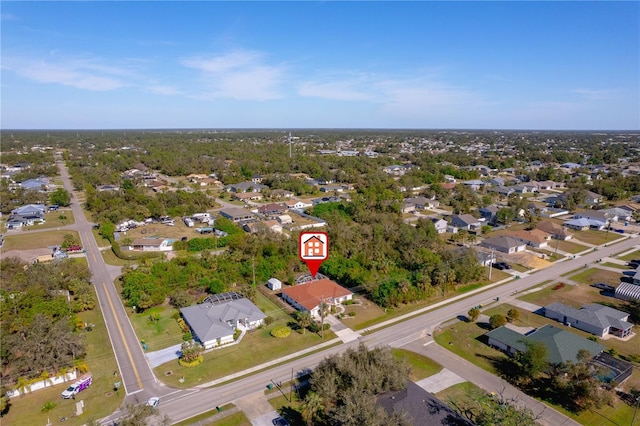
xmin=569 ymin=268 xmax=623 ymax=287
xmin=434 ymin=304 xmax=638 ymax=425
xmin=2 ymin=308 xmax=122 ymax=426
xmin=129 ymin=305 xmax=184 ymax=350
xmin=573 ymin=229 xmax=624 ymax=246
xmin=517 ymin=279 xmax=618 ymax=307
xmin=2 ymin=230 xmax=81 ymax=251
xmin=27 ymin=210 xmax=76 ymax=230
xmin=118 ymin=220 xmax=196 ymax=242
xmin=601 ymin=261 xmax=628 ymax=270
xmin=553 ymin=239 xmax=589 ymax=254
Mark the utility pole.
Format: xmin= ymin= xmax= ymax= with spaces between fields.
xmin=488 ymin=249 xmax=495 ymax=280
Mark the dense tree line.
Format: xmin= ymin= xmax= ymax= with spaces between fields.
xmin=0 ymin=258 xmax=94 ymax=387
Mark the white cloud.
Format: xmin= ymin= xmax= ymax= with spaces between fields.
xmin=4 ymin=57 xmax=130 ymax=91
xmin=1 ymin=13 xmax=18 ymax=21
xmin=181 ymin=50 xmax=286 ymax=101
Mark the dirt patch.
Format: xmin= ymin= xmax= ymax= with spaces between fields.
xmin=0 ymin=248 xmax=52 ymax=263
xmin=508 ymin=251 xmax=552 ymax=269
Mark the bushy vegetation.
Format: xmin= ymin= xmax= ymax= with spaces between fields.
xmin=302 ymin=343 xmax=411 ymax=426
xmin=0 ymin=258 xmax=94 ymax=387
xmin=271 ymin=326 xmax=292 ymax=338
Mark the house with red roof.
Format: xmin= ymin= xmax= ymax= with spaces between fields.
xmin=281 ymin=279 xmax=353 ymax=319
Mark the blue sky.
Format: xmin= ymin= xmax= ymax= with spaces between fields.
xmin=1 ymin=1 xmax=638 ymax=130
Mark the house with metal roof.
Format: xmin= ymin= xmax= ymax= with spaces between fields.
xmin=564 ymin=217 xmax=606 ymax=231
xmin=450 ymin=214 xmax=482 ymax=231
xmin=543 ymin=303 xmax=633 ymax=338
xmin=20 ymin=178 xmax=50 ymax=191
xmin=180 ymin=295 xmax=266 ymax=349
xmin=486 ymin=324 xmax=605 ymax=365
xmin=129 ymin=238 xmax=173 ymax=251
xmin=615 ymin=283 xmax=640 ymax=301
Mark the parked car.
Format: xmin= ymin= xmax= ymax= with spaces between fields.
xmin=492 ymin=262 xmax=511 ymax=270
xmin=272 ymin=417 xmax=290 ymax=426
xmin=592 ymin=283 xmax=615 ymax=291
xmin=146 ymin=397 xmax=160 ymax=409
xmin=61 ymin=373 xmax=92 ymax=399
xmin=628 ymin=261 xmax=640 ymax=268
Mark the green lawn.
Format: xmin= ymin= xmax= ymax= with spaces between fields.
xmin=154 ymin=293 xmax=337 ymax=388
xmin=129 ymin=306 xmax=185 ymax=351
xmin=618 ymin=250 xmax=640 ymax=261
xmin=390 ymin=348 xmax=443 ymax=380
xmin=208 ymin=411 xmax=251 ymax=426
xmin=2 ymin=230 xmax=81 ymax=251
xmin=601 ymin=262 xmax=628 ymax=270
xmin=31 ymin=210 xmax=76 ymax=229
xmin=569 ymin=268 xmax=624 ymax=287
xmin=1 ymin=309 xmax=123 ymax=426
xmin=554 ymin=239 xmax=589 ymax=254
xmin=573 ymin=229 xmax=624 ymax=246
xmin=434 ymin=303 xmax=639 ymax=425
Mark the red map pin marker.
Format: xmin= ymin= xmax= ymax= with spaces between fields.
xmin=299 ymin=231 xmax=329 ymax=278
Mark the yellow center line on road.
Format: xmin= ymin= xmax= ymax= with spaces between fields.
xmin=102 ymin=282 xmax=143 ymax=390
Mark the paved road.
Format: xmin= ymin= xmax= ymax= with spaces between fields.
xmin=148 ymin=236 xmax=638 ymax=425
xmin=56 ymin=160 xmax=174 ymax=404
xmin=53 ymin=158 xmax=637 ymax=425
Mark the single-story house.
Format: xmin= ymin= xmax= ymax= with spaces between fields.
xmin=430 ymin=218 xmax=448 ymax=234
xmin=276 ymin=214 xmax=293 ymax=224
xmin=508 ymin=229 xmax=551 ymax=248
xmin=462 ymin=179 xmax=484 ymax=191
xmin=257 ymin=203 xmax=287 ymax=216
xmin=476 ymin=250 xmax=497 ymax=267
xmin=11 ymin=204 xmax=47 ymax=216
xmin=271 ymin=189 xmax=294 ymax=199
xmin=479 ymin=206 xmax=500 ymax=223
xmin=284 ymin=199 xmax=313 ymax=211
xmin=225 ymin=181 xmax=268 ymax=193
xmin=450 ymin=214 xmax=482 ymax=231
xmin=376 ymin=381 xmax=473 ymax=426
xmin=543 ymin=303 xmax=633 ymax=338
xmin=232 ymin=192 xmax=263 ymax=202
xmin=564 ymin=217 xmax=606 ymax=231
xmin=599 ymin=207 xmax=631 ymax=222
xmin=180 ymin=296 xmax=266 ymax=349
xmin=574 ymin=210 xmax=612 ymax=223
xmin=486 ymin=324 xmax=605 ymax=365
xmin=319 ymin=184 xmax=344 ymax=193
xmin=488 ymin=186 xmax=515 ymax=197
xmin=480 ymin=236 xmax=526 ymax=254
xmin=20 ymin=178 xmax=50 ymax=191
xmin=97 ymin=184 xmax=120 ymax=192
xmin=219 ymin=207 xmax=255 ymax=223
xmin=243 ymin=220 xmax=282 ymax=234
xmin=130 ymin=238 xmax=173 ymax=251
xmin=281 ymin=278 xmax=353 ymax=319
xmin=537 ymin=220 xmax=573 ymax=240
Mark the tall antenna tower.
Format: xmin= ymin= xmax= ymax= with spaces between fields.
xmin=289 ymin=132 xmax=292 ymax=158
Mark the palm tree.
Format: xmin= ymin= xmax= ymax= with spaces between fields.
xmin=295 ymin=311 xmax=312 ymax=334
xmin=301 ymin=391 xmax=324 ymax=425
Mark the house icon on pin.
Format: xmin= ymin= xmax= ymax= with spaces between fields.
xmin=302 ymin=235 xmax=325 ymax=258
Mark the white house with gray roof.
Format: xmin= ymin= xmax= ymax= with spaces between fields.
xmin=543 ymin=303 xmax=633 ymax=338
xmin=480 ymin=235 xmax=526 ymax=254
xmin=180 ymin=297 xmax=266 ymax=349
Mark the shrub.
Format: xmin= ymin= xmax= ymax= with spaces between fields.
xmin=271 ymin=326 xmax=291 ymax=338
xmin=233 ymin=329 xmax=241 ymax=340
xmin=182 ymin=332 xmax=192 ymax=341
xmin=489 ymin=314 xmax=507 ymax=329
xmin=506 ymin=308 xmax=520 ymax=323
xmin=178 ymin=355 xmax=203 ymax=368
xmin=552 ymin=283 xmax=565 ymax=290
xmin=467 ymin=307 xmax=480 ymax=322
xmin=263 ymin=316 xmax=274 ymax=326
xmin=343 ymin=299 xmax=354 ymax=305
xmin=41 ymin=401 xmax=56 ymax=412
xmin=348 ymin=311 xmax=356 ymax=317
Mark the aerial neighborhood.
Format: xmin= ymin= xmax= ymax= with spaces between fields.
xmin=1 ymin=129 xmax=640 ymax=425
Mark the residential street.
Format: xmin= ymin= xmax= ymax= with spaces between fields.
xmin=52 ymin=158 xmax=638 ymax=426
